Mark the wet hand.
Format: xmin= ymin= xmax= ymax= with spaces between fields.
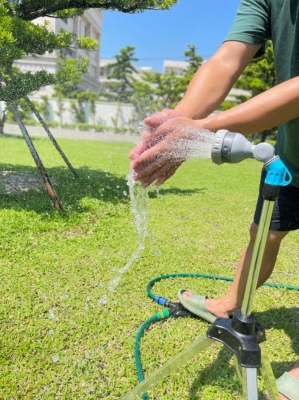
xmin=129 ymin=108 xmax=181 ymax=161
xmin=131 ymin=117 xmax=201 ymax=187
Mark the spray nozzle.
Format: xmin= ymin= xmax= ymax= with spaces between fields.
xmin=211 ymin=130 xmax=275 ymax=165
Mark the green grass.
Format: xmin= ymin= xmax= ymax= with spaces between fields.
xmin=0 ymin=134 xmax=298 ymax=399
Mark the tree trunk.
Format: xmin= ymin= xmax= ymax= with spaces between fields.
xmin=9 ymin=101 xmax=63 ymax=210
xmin=0 ymin=111 xmax=6 ymax=136
xmin=24 ymin=96 xmax=78 ymax=178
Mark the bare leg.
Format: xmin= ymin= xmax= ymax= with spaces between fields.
xmin=205 ymin=222 xmax=289 ymax=318
xmin=205 ymin=222 xmax=296 ymax=399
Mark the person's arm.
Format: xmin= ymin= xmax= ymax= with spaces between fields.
xmin=131 ymin=76 xmax=299 ymax=187
xmin=196 ymin=75 xmax=299 ymax=134
xmin=174 ymin=41 xmax=261 ymax=119
xmin=129 ymin=41 xmax=261 ymax=162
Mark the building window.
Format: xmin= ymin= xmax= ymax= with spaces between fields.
xmin=84 ymin=24 xmax=91 ymax=37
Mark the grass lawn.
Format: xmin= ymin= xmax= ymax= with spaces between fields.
xmin=0 ymin=134 xmax=298 ymax=399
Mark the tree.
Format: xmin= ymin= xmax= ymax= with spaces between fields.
xmin=0 ymin=0 xmax=97 ymax=209
xmin=129 ymin=77 xmax=157 ymax=124
xmin=129 ymin=44 xmax=204 ymax=123
xmin=53 ymin=56 xmax=99 ymax=124
xmin=0 ymin=0 xmax=178 ymax=208
xmin=181 ymin=44 xmax=203 ymax=83
xmin=0 ymin=109 xmax=6 ymax=135
xmin=69 ymin=90 xmax=98 ymax=123
xmin=228 ymin=41 xmax=277 ymax=142
xmin=101 ymin=46 xmax=138 ymax=103
xmin=15 ymin=0 xmax=178 ymax=21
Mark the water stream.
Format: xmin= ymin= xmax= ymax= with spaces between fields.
xmin=98 ymin=128 xmax=215 ymax=305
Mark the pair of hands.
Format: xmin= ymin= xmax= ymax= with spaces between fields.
xmin=129 ymin=109 xmax=201 ymax=188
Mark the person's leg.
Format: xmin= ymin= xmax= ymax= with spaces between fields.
xmin=205 ymin=222 xmax=289 ymax=318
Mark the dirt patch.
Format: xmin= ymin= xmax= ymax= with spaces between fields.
xmin=0 ymin=171 xmax=57 ymax=194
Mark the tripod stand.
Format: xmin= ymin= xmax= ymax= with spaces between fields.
xmin=121 ymin=136 xmax=292 ymax=400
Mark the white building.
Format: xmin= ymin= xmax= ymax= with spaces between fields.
xmin=163 ymin=60 xmax=190 ymax=76
xmin=14 ymin=9 xmax=102 ymax=94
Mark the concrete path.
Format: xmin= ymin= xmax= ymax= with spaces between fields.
xmin=4 ymin=123 xmax=140 ymax=144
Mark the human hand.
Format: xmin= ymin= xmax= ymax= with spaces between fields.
xmin=131 ymin=117 xmax=211 ymax=188
xmin=129 ymin=108 xmax=182 ymax=161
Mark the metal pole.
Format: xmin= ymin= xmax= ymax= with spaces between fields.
xmin=241 ymin=199 xmax=275 ymax=317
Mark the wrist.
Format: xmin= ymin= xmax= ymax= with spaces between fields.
xmin=192 ymin=115 xmax=219 ymax=133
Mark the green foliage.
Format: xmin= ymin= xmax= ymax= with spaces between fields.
xmin=180 ymin=44 xmax=203 ymax=84
xmin=101 ymin=46 xmax=138 ymax=103
xmin=0 ymin=0 xmax=97 ymax=102
xmin=146 ymin=70 xmax=185 ymax=108
xmin=69 ymin=90 xmax=98 ymax=123
xmin=130 ymin=77 xmax=157 ymax=123
xmin=218 ymin=100 xmax=239 ymax=112
xmin=53 ymin=55 xmax=89 ymax=99
xmin=5 ymin=97 xmax=33 ymax=121
xmin=37 ymin=95 xmax=51 ymax=121
xmin=129 ymin=44 xmax=203 ymax=122
xmin=223 ymin=41 xmax=277 ymax=142
xmin=53 ymin=55 xmax=99 ymax=124
xmin=234 ymin=42 xmax=276 ymax=96
xmin=15 ymin=0 xmax=179 ymax=21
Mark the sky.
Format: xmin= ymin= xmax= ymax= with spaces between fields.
xmin=100 ymin=0 xmax=241 ymax=72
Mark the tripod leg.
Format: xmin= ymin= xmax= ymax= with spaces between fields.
xmin=234 ymin=354 xmax=243 ymax=383
xmin=242 ymin=367 xmax=259 ymax=400
xmin=260 ymin=343 xmax=280 ymax=400
xmin=121 ymin=335 xmax=213 ymax=400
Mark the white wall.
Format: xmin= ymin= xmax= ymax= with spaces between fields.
xmin=0 ymin=97 xmax=135 ymax=129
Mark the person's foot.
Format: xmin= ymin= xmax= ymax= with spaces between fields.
xmin=264 ymin=361 xmax=299 ymax=399
xmin=205 ymin=297 xmax=236 ymax=319
xmin=280 ymin=360 xmax=299 ymax=399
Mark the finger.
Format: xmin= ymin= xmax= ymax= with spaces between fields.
xmin=143 ymin=109 xmax=178 ymax=128
xmin=129 ymin=141 xmax=145 ymax=160
xmin=129 ymin=125 xmax=160 ymax=160
xmin=132 ymin=154 xmax=167 ymax=181
xmin=138 ymin=162 xmax=176 ymax=188
xmin=141 ymin=120 xmax=175 ymax=150
xmin=130 ymin=140 xmax=170 ymax=177
xmin=156 ymin=165 xmax=178 ymax=186
xmin=143 ymin=110 xmax=168 ymax=128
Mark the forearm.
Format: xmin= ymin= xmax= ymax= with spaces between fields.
xmin=175 ymin=41 xmax=260 ymax=119
xmin=200 ymin=77 xmax=299 ymax=134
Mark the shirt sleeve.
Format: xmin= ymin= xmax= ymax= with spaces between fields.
xmin=224 ymin=0 xmax=270 ymax=46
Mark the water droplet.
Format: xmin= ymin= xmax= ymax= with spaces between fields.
xmin=52 ymin=354 xmax=59 ymax=363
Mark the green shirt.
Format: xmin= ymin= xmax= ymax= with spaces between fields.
xmin=225 ymin=0 xmax=299 ymax=187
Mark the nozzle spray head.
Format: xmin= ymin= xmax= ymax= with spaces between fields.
xmin=211 ymin=129 xmax=275 ymax=165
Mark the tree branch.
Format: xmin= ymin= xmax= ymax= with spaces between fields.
xmin=17 ymin=1 xmax=160 ymax=21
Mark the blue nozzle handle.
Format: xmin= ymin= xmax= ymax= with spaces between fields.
xmin=265 ymin=157 xmax=292 ymax=186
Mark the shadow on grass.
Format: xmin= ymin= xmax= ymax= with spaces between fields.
xmin=0 ymin=163 xmax=206 ymax=214
xmin=149 ymin=187 xmax=207 ymax=198
xmin=187 ymin=306 xmax=299 ymax=399
xmin=0 ymin=163 xmax=130 ymax=214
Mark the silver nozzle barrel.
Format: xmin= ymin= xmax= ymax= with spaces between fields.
xmin=211 ymin=130 xmax=275 ymax=165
